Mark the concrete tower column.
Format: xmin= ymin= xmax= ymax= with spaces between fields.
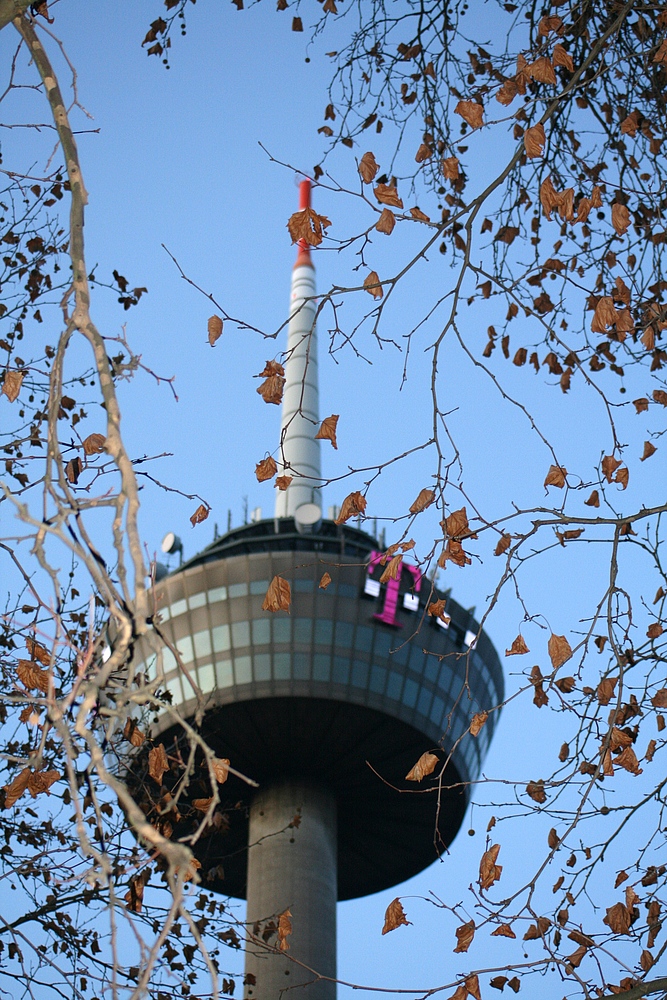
xmin=244 ymin=781 xmax=337 ymax=1000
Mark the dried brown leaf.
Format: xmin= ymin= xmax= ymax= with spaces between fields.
xmin=455 ymin=100 xmax=484 ymax=129
xmin=27 ymin=769 xmax=59 ymax=798
xmin=602 ymin=454 xmax=621 ymax=482
xmin=495 ymin=534 xmax=512 ymax=556
xmin=16 ymin=659 xmax=49 ymax=693
xmin=257 ymin=360 xmax=285 ymax=378
xmin=470 ymin=711 xmax=488 ymax=737
xmin=466 ymin=974 xmax=481 ymax=1000
xmin=642 ymin=326 xmax=655 ymax=351
xmin=427 ymin=599 xmax=450 ymax=625
xmin=148 ymin=744 xmax=169 ymax=784
xmin=334 ymin=491 xmax=366 ymax=524
xmin=287 ymin=207 xmax=331 ymax=247
xmin=448 ymin=986 xmax=469 ymax=1000
xmin=491 ymin=923 xmax=516 ymax=938
xmin=315 ymin=414 xmax=339 ymax=449
xmin=640 ymin=950 xmax=655 ymax=972
xmin=538 ymin=15 xmax=562 ymax=33
xmin=2 ymin=370 xmax=23 ymax=403
xmin=531 ymin=665 xmax=549 ymax=708
xmin=405 ymin=751 xmax=439 ymax=782
xmin=256 ymin=361 xmax=286 ymax=406
xmin=548 ymin=633 xmax=572 ymax=669
xmin=553 ymin=44 xmax=574 ymax=72
xmin=319 ymin=572 xmax=332 ymax=590
xmin=597 ymin=677 xmax=617 ymax=706
xmin=526 ymin=779 xmax=547 ymax=804
xmin=496 ymin=79 xmax=518 ymax=105
xmin=641 ymin=441 xmax=657 ymax=461
xmin=374 ymin=183 xmax=403 ymax=209
xmin=376 ymin=208 xmax=395 ymax=235
xmin=207 ymin=315 xmax=223 ymax=346
xmin=364 ymin=270 xmax=383 ymax=299
xmin=524 ymin=917 xmax=551 ymax=940
xmin=382 ymin=898 xmax=411 ymax=934
xmin=3 ymin=769 xmax=30 ymax=808
xmin=211 ymin=757 xmax=230 ymax=785
xmin=192 ymin=796 xmax=214 ymax=813
xmin=604 ymin=901 xmax=631 ymax=934
xmin=278 ymin=908 xmax=292 ymax=950
xmin=83 ymin=433 xmax=106 ymax=456
xmin=359 ymin=151 xmax=379 ymax=184
xmin=255 ymin=456 xmax=277 ymax=482
xmin=262 ymin=576 xmax=291 ymax=613
xmin=540 ymin=176 xmax=559 ymax=220
xmin=611 ymin=203 xmax=630 ymax=236
xmin=442 ymin=156 xmax=460 ymax=180
xmin=65 ymin=457 xmax=82 ymax=484
xmin=444 ymin=507 xmax=469 ymax=538
xmin=524 ymin=122 xmax=546 ymax=158
xmin=275 ymin=475 xmax=292 ymax=491
xmin=615 ymin=746 xmax=642 ymax=775
xmin=505 ymin=635 xmax=529 ymax=656
xmin=654 ymin=38 xmax=667 ymax=64
xmin=410 ymin=488 xmax=435 ymax=514
xmin=544 ymin=465 xmax=567 ymax=488
xmin=609 ymin=727 xmax=633 ymax=751
xmin=528 ymin=56 xmax=556 ymax=84
xmin=591 ymin=296 xmax=617 ymax=334
xmin=124 ymin=718 xmax=146 ymax=747
xmin=379 ymin=554 xmax=403 ymax=584
xmin=25 ymin=638 xmax=50 ymax=666
xmin=566 ymin=945 xmax=587 ymax=969
xmin=439 ymin=539 xmax=471 ymax=568
xmin=190 ymin=504 xmax=209 ymax=527
xmin=479 ymin=843 xmax=502 ymax=890
xmin=453 ymin=919 xmax=475 ymax=953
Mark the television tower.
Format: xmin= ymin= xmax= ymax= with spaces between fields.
xmin=132 ymin=180 xmax=503 ymax=998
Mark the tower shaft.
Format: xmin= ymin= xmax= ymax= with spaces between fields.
xmin=244 ymin=781 xmax=337 ymax=999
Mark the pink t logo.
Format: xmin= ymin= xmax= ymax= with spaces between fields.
xmin=367 ymin=551 xmax=422 ymax=628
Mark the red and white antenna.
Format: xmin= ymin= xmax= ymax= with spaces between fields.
xmin=294 ymin=177 xmax=314 ymax=269
xmin=274 ymin=179 xmax=322 ymax=528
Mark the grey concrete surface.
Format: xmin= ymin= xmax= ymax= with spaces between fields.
xmin=245 ymin=781 xmax=337 ymax=999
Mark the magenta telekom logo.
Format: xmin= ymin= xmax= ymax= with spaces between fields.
xmin=367 ymin=551 xmax=422 ymax=628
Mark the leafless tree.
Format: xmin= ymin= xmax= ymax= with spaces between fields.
xmin=2 ymin=0 xmax=667 ymax=997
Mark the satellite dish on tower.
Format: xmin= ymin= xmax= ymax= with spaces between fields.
xmin=294 ymin=502 xmax=322 ymax=535
xmin=161 ymin=532 xmax=183 ymax=564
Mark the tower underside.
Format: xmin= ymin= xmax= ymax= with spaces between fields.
xmin=147 ymin=695 xmax=468 ymax=900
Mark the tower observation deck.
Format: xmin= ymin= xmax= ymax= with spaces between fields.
xmin=131 ymin=181 xmax=503 ymax=998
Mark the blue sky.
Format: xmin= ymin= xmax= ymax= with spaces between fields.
xmin=1 ymin=2 xmax=663 ymax=996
